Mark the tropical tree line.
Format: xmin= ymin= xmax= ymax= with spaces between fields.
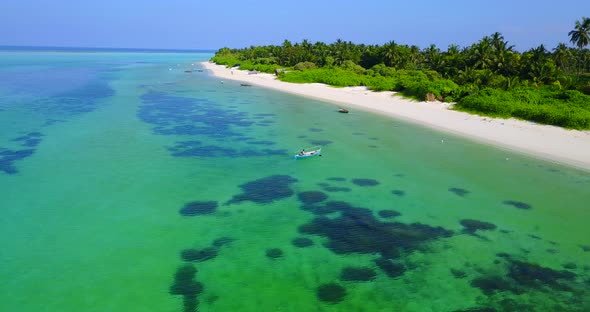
xmin=212 ymin=17 xmax=590 ymax=129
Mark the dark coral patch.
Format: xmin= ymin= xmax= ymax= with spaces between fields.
xmin=181 ymin=247 xmax=218 ymax=262
xmin=508 ymin=260 xmax=576 ymax=291
xmin=299 ymin=202 xmax=452 ymax=259
xmin=502 ymin=200 xmax=532 ymax=210
xmin=391 ymin=190 xmax=405 ymax=197
xmin=292 ymin=237 xmax=314 ymax=248
xmin=297 ymin=191 xmax=328 ymax=205
xmin=449 ymin=187 xmax=470 ymax=197
xmin=322 ymin=186 xmax=352 ymax=192
xmin=310 ymin=139 xmax=333 ymax=146
xmin=471 ymin=276 xmax=517 ymax=295
xmin=451 ymin=268 xmax=467 ymax=279
xmin=326 ymin=177 xmax=346 ymax=182
xmin=138 ymin=91 xmax=252 ymax=139
xmin=470 ymin=258 xmax=578 ymax=296
xmin=227 ymin=175 xmax=298 ymax=205
xmin=300 ymin=200 xmax=351 ymax=215
xmin=579 ymin=245 xmax=590 ymax=252
xmin=0 ymin=148 xmax=35 ymax=174
xmin=266 ymin=248 xmax=283 ymax=259
xmin=375 ymin=257 xmax=406 ymax=278
xmin=170 ymin=265 xmax=201 ymax=295
xmin=212 ymin=237 xmax=235 ymax=248
xmin=254 ymin=113 xmax=276 ymax=117
xmin=169 ymin=264 xmax=203 ymax=312
xmin=460 ymin=219 xmax=497 ymax=234
xmin=168 ymin=140 xmax=287 ymax=158
xmin=452 ymin=306 xmax=496 ymax=312
xmin=378 ymin=210 xmax=401 ymax=218
xmin=351 ymin=178 xmax=380 ymax=187
xmin=339 ymin=267 xmax=377 ymax=282
xmin=179 ymin=201 xmax=218 ymax=216
xmin=246 ymin=140 xmax=276 ymax=146
xmin=562 ymin=263 xmax=577 ymax=270
xmin=317 ymin=283 xmax=347 ymax=304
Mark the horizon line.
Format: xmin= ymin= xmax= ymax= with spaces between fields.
xmin=0 ymin=45 xmax=216 ymax=53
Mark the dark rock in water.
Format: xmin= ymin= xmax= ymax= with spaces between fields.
xmin=375 ymin=257 xmax=405 ymax=278
xmin=246 ymin=140 xmax=276 ymax=146
xmin=579 ymin=245 xmax=590 ymax=252
xmin=297 ymin=191 xmax=328 ymax=205
xmin=508 ymin=260 xmax=576 ymax=290
xmin=212 ymin=237 xmax=235 ymax=247
xmin=497 ymin=299 xmax=535 ymax=312
xmin=339 ymin=267 xmax=377 ymax=282
xmin=391 ymin=190 xmax=405 ymax=197
xmin=317 ymin=283 xmax=346 ymax=304
xmin=496 ymin=252 xmax=511 ymax=258
xmin=326 ymin=177 xmax=346 ymax=182
xmin=266 ymin=248 xmax=283 ymax=259
xmin=451 ymin=268 xmax=467 ymax=279
xmin=299 ymin=201 xmax=453 ymax=259
xmin=22 ymin=138 xmax=42 ymax=147
xmin=169 ymin=265 xmax=202 ymax=295
xmin=378 ymin=210 xmax=401 ymax=218
xmin=309 ymin=128 xmax=323 ymax=132
xmin=471 ymin=276 xmax=516 ymax=295
xmin=168 ymin=140 xmax=288 ymax=158
xmin=169 ymin=264 xmax=203 ymax=312
xmin=310 ymin=139 xmax=333 ymax=146
xmin=181 ymin=247 xmax=218 ymax=262
xmin=460 ymin=219 xmax=497 ymax=234
xmin=452 ymin=307 xmax=497 ymax=312
xmin=0 ymin=148 xmax=35 ymax=174
xmin=562 ymin=262 xmax=577 ymax=270
xmin=227 ymin=175 xmax=298 ymax=205
xmin=470 ymin=258 xmax=578 ymax=296
xmin=182 ymin=295 xmax=198 ymax=312
xmin=300 ymin=200 xmax=352 ymax=215
xmin=351 ymin=178 xmax=380 ymax=186
xmin=179 ymin=201 xmax=218 ymax=216
xmin=292 ymin=237 xmax=314 ymax=248
xmin=528 ymin=234 xmax=541 ymax=240
xmin=449 ymin=187 xmax=470 ymax=197
xmin=321 ymin=186 xmax=352 ymax=193
xmin=502 ymin=200 xmax=532 ymax=210
xmin=546 ymin=248 xmax=559 ymax=254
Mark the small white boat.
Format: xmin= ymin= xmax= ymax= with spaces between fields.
xmin=294 ymin=146 xmax=322 ymax=159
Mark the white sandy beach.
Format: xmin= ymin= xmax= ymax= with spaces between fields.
xmin=202 ymin=62 xmax=590 ymax=171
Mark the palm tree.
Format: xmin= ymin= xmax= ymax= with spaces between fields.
xmin=568 ymin=17 xmax=590 ymax=77
xmin=569 ymin=17 xmax=590 ymax=49
xmin=553 ymin=43 xmax=573 ymax=74
xmin=381 ymin=41 xmax=398 ymax=68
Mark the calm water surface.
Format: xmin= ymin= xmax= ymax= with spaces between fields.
xmin=1 ymin=52 xmax=589 ymax=312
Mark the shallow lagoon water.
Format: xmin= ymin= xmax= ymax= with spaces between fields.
xmin=1 ymin=52 xmax=589 ymax=312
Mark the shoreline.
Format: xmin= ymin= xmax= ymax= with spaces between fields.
xmin=201 ymin=61 xmax=590 ymax=172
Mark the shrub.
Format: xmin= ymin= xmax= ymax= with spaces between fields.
xmin=294 ymin=61 xmax=317 ymax=71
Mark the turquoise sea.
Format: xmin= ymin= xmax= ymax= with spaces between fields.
xmin=1 ymin=51 xmax=589 ymax=312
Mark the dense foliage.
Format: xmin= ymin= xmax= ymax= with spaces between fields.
xmin=211 ymin=18 xmax=590 ymax=129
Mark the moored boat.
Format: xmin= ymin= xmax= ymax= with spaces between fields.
xmin=294 ymin=146 xmax=322 ymax=159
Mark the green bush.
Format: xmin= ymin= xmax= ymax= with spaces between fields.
xmin=294 ymin=61 xmax=317 ymax=71
xmin=456 ymin=87 xmax=590 ymax=129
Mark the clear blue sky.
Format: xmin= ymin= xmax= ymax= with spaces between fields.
xmin=1 ymin=0 xmax=588 ymax=51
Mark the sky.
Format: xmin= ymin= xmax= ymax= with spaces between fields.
xmin=1 ymin=0 xmax=588 ymax=51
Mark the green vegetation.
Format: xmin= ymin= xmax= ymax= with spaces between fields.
xmin=211 ymin=17 xmax=590 ymax=129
